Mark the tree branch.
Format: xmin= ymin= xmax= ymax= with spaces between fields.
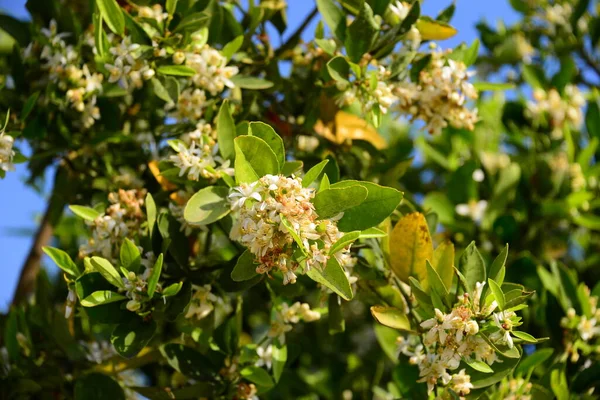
xmin=578 ymin=48 xmax=600 ymax=82
xmin=12 ymin=166 xmax=69 ymax=305
xmin=274 ymin=7 xmax=318 ymax=58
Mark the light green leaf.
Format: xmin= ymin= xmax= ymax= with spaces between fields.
xmin=120 ymin=238 xmax=141 ymax=274
xmin=326 ymin=56 xmax=350 ymax=83
xmin=329 ymin=231 xmax=360 ymax=255
xmin=234 ymin=136 xmax=279 ymax=183
xmin=230 ymin=76 xmax=274 ymax=89
xmin=166 ymin=0 xmax=178 ymax=15
xmin=90 ymin=257 xmax=125 ymax=289
xmin=157 ymin=65 xmax=196 ymax=77
xmin=69 ymin=205 xmax=101 ymax=222
xmin=488 ymin=244 xmax=508 ymax=286
xmin=429 ymin=241 xmax=454 ymax=293
xmin=303 ymin=160 xmax=329 ymax=188
xmin=359 ymin=227 xmax=387 ymax=238
xmin=458 ymin=241 xmax=486 ymax=293
xmin=370 ymin=306 xmax=411 ymax=331
xmin=313 ymin=186 xmax=368 ymax=219
xmin=473 ymin=82 xmax=516 ymax=91
xmin=43 ymin=246 xmax=80 ymax=277
xmin=320 ymin=174 xmax=331 ymax=192
xmin=150 ymin=78 xmax=172 ymax=102
xmin=280 ymin=214 xmax=307 ymax=255
xmin=465 ymin=359 xmax=493 ymax=373
xmin=231 ymin=250 xmax=259 ymax=282
xmin=316 ymin=0 xmax=346 ymax=40
xmin=97 ymin=0 xmax=125 ymax=35
xmin=315 ymin=38 xmax=336 ymax=55
xmin=217 ymin=100 xmax=236 ymax=162
xmin=330 ymin=181 xmax=403 ymax=231
xmin=249 ymin=122 xmax=285 ymax=170
xmin=147 ymin=254 xmax=163 ymax=298
xmin=241 ymin=366 xmax=275 ymax=389
xmin=307 ymin=256 xmax=353 ymax=300
xmin=272 ymin=339 xmax=287 ymax=382
xmin=488 ymin=278 xmax=506 ymax=310
xmin=184 ymin=186 xmax=231 ymax=226
xmin=146 ymin=193 xmax=157 ymax=235
xmin=512 ymin=331 xmax=540 ymax=343
xmin=222 ymin=35 xmax=243 ymax=60
xmin=282 ymin=160 xmax=303 ymax=176
xmin=81 ymin=291 xmax=127 ymax=307
xmin=426 ymin=260 xmax=449 ymax=298
xmin=173 ymin=12 xmax=210 ymax=33
xmin=162 ymin=282 xmax=183 ymax=297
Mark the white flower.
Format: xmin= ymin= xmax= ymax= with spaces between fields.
xmin=185 ymin=45 xmax=239 ymax=96
xmin=0 ymin=132 xmax=15 ymax=172
xmin=455 ymin=200 xmax=487 ymax=225
xmin=138 ymin=4 xmax=168 ymax=23
xmin=255 ymin=345 xmax=273 ymax=370
xmin=229 ymin=182 xmax=263 ymax=209
xmin=578 ymin=317 xmax=600 ymax=341
xmin=64 ymin=288 xmax=77 ymax=318
xmin=185 ymin=285 xmax=219 ymax=320
xmin=389 ymin=1 xmax=410 ymax=20
xmin=450 ymin=369 xmax=473 ymax=396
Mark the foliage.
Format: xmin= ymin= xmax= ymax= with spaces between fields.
xmin=0 ymin=0 xmax=599 ymax=399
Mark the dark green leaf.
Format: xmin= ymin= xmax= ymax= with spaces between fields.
xmin=147 ymin=254 xmax=163 ymax=297
xmin=231 ymin=250 xmax=259 ymax=281
xmin=217 ymin=100 xmax=236 ymax=162
xmin=75 ymin=373 xmax=125 ymax=400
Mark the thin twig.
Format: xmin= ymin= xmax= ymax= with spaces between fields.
xmin=274 ymin=7 xmax=319 ymax=58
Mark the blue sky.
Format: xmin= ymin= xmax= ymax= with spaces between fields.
xmin=0 ymin=0 xmax=518 ymax=310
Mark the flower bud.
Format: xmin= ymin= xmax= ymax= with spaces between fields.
xmin=173 ymin=51 xmax=186 ymax=65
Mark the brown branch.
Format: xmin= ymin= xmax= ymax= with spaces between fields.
xmin=12 ymin=166 xmax=69 ymax=305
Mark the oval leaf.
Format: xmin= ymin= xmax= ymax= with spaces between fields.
xmin=184 ymin=186 xmax=231 ymax=225
xmin=370 ymin=306 xmax=411 ymax=331
xmin=313 ymin=186 xmax=368 ymax=220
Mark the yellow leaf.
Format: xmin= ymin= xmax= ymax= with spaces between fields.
xmin=429 ymin=241 xmax=455 ymax=292
xmin=370 ymin=306 xmax=412 ymax=331
xmin=314 ymin=111 xmax=387 ymax=149
xmin=148 ymin=160 xmax=177 ymax=191
xmin=389 ymin=212 xmax=433 ymax=283
xmin=416 ymin=18 xmax=458 ymax=41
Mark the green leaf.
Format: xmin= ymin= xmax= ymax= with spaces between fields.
xmin=75 ymin=373 xmax=125 ymax=400
xmin=90 ymin=257 xmax=125 ymax=289
xmin=272 ymin=339 xmax=287 ymax=382
xmin=488 ymin=279 xmax=505 ymax=310
xmin=217 ymin=100 xmax=236 ymax=162
xmin=307 ymin=256 xmax=353 ymax=300
xmin=345 ymin=3 xmax=379 ymax=62
xmin=458 ymin=241 xmax=486 ymax=293
xmin=550 ymin=369 xmax=569 ymax=400
xmin=0 ymin=14 xmax=31 ymax=46
xmin=316 ymin=0 xmax=346 ymax=40
xmin=241 ymin=366 xmax=275 ymax=389
xmin=515 ymin=348 xmax=553 ymax=375
xmin=488 ymin=244 xmax=508 ymax=286
xmin=222 ymin=35 xmax=243 ymax=60
xmin=468 ymin=347 xmax=521 ymax=389
xmin=359 ymin=227 xmax=387 ymax=238
xmin=326 ymin=56 xmax=350 ymax=83
xmin=157 ymin=65 xmax=196 ymax=76
xmin=426 ymin=260 xmax=449 ymax=298
xmin=313 ymin=186 xmax=368 ymax=219
xmin=315 ymin=38 xmax=337 ymax=55
xmin=230 ymin=76 xmax=274 ymax=89
xmin=303 ymin=160 xmax=329 ymax=188
xmin=42 ymin=246 xmax=80 ymax=277
xmin=146 ymin=193 xmax=157 ymax=235
xmin=280 ymin=214 xmax=308 ymax=255
xmin=249 ymin=122 xmax=285 ymax=170
xmin=173 ymin=12 xmax=211 ymax=33
xmin=234 ymin=135 xmax=280 ymax=183
xmin=166 ymin=0 xmax=178 ymax=15
xmin=97 ymin=0 xmax=125 ymax=35
xmin=80 ymin=290 xmax=127 ymax=307
xmin=150 ymin=78 xmax=172 ymax=102
xmin=330 ymin=181 xmax=403 ymax=231
xmin=282 ymin=160 xmax=303 ymax=176
xmin=231 ymin=250 xmax=259 ymax=281
xmin=429 ymin=241 xmax=454 ymax=293
xmin=184 ymin=186 xmax=231 ymax=225
xmin=69 ymin=205 xmax=101 ymax=222
xmin=147 ymin=254 xmax=163 ymax=298
xmin=465 ymin=359 xmax=493 ymax=373
xmin=472 ymin=82 xmax=516 ymax=91
xmin=512 ymin=331 xmax=540 ymax=343
xmin=111 ymin=317 xmax=156 ymax=358
xmin=123 ymin=10 xmax=151 ymax=45
xmin=162 ymin=282 xmax=183 ymax=297
xmin=120 ymin=238 xmax=141 ymax=274
xmin=160 ymin=344 xmax=215 ymax=379
xmin=370 ymin=306 xmax=411 ymax=331
xmin=329 ymin=231 xmax=360 ymax=255
xmin=21 ymin=91 xmax=40 ymax=120
xmin=320 ymin=174 xmax=331 ymax=192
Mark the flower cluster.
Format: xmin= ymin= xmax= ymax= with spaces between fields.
xmin=394 ymin=47 xmax=479 ymax=134
xmin=185 ymin=284 xmax=224 ymax=320
xmin=186 ymin=45 xmax=239 ymax=96
xmin=79 ymin=189 xmax=147 ymax=260
xmin=0 ymin=131 xmax=15 ymax=173
xmin=120 ymin=253 xmax=157 ymax=312
xmin=168 ymin=121 xmax=234 ymax=181
xmin=399 ymin=282 xmax=522 ymax=395
xmin=560 ymin=289 xmax=600 ymax=362
xmin=492 ymin=377 xmax=533 ymax=400
xmin=32 ymin=20 xmax=103 ymax=128
xmin=229 ymin=175 xmax=355 ymax=285
xmin=268 ymin=301 xmax=321 ymax=343
xmin=526 ymin=85 xmax=585 ymax=139
xmin=105 ymin=36 xmax=157 ymax=91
